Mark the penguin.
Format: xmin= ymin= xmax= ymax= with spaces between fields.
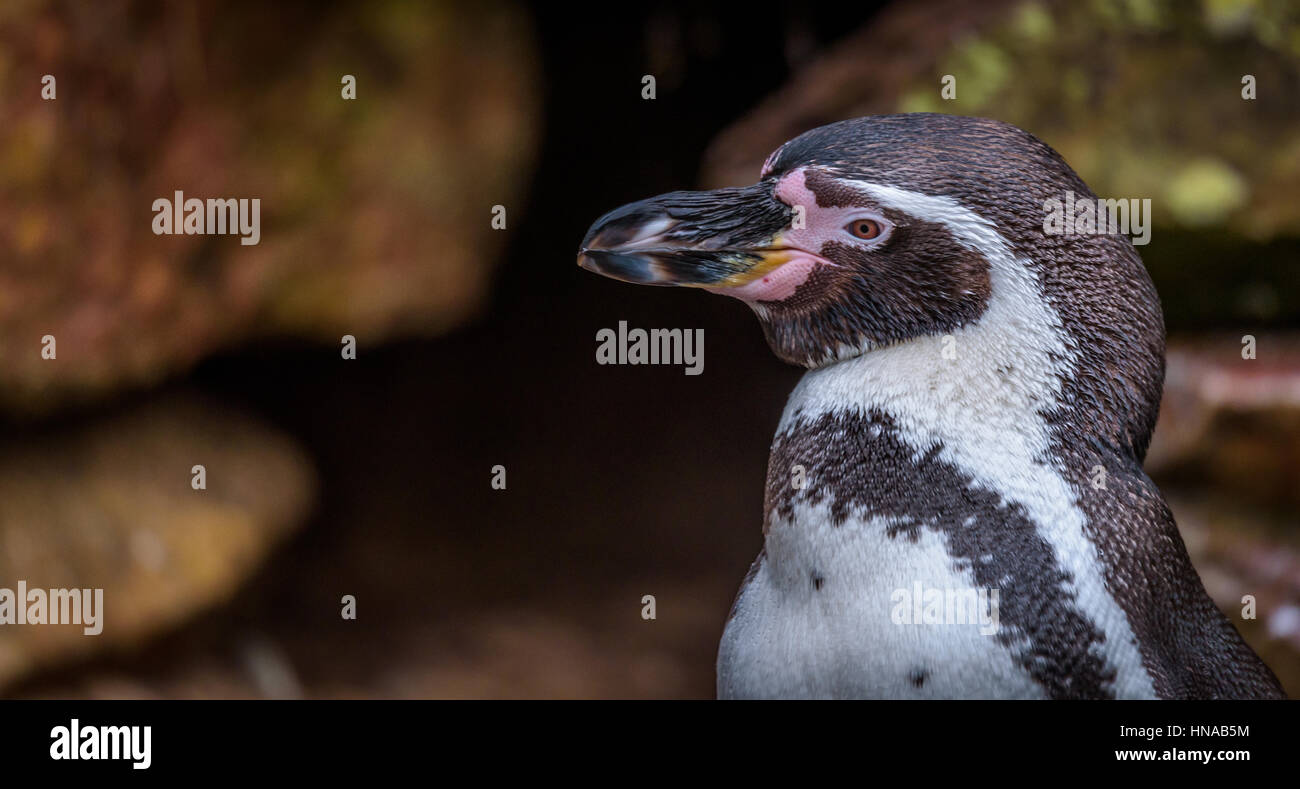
xmin=577 ymin=114 xmax=1286 ymax=699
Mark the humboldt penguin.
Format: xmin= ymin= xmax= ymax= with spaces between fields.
xmin=577 ymin=113 xmax=1285 ymax=699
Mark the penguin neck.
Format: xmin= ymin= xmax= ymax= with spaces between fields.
xmin=778 ymin=243 xmax=1074 ymax=457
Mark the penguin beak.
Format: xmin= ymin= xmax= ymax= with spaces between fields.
xmin=577 ymin=183 xmax=793 ymax=289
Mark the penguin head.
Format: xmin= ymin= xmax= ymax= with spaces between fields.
xmin=578 ymin=115 xmax=1162 ymax=423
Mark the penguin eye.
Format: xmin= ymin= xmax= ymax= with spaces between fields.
xmin=846 ymin=219 xmax=883 ymax=240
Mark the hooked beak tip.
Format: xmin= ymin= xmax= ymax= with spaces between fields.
xmin=576 ymin=247 xmax=664 ymax=285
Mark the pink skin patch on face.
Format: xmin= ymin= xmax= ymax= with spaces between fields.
xmin=776 ymin=168 xmax=884 ymax=252
xmin=706 ymin=252 xmax=821 ymax=302
xmin=774 ymin=167 xmax=816 ymax=206
xmin=710 ymin=168 xmax=880 ymax=304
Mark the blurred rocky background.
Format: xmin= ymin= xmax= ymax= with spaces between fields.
xmin=0 ymin=0 xmax=536 ymax=413
xmin=2 ymin=0 xmax=1298 ymax=697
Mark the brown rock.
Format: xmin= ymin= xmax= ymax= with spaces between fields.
xmin=0 ymin=1 xmax=540 ymax=412
xmin=0 ymin=396 xmax=315 ymax=690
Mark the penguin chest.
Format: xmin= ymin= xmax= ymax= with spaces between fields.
xmin=716 ymin=505 xmax=1046 ymax=699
